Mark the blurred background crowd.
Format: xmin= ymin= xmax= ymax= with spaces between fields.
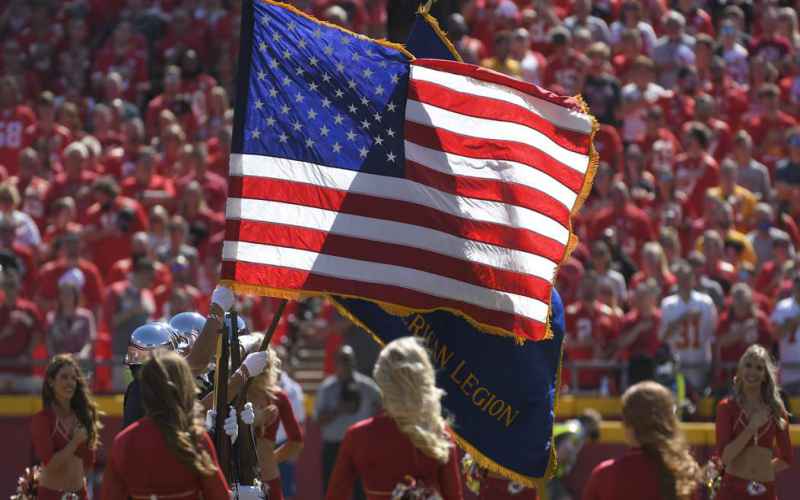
xmin=1 ymin=0 xmax=800 ymax=422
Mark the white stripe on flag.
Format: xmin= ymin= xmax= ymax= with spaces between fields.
xmin=226 ymin=196 xmax=559 ymax=280
xmin=404 ymin=141 xmax=579 ymax=210
xmin=405 ymin=99 xmax=590 ymax=175
xmin=409 ymin=64 xmax=594 ymax=135
xmin=230 ymin=153 xmax=570 ymax=243
xmin=222 ymin=240 xmax=550 ymax=321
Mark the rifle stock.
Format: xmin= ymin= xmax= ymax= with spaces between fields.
xmin=213 ymin=313 xmax=232 ymax=480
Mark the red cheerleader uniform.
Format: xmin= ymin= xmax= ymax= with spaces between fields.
xmin=325 ymin=412 xmax=463 ymax=500
xmin=30 ymin=408 xmax=95 ymax=500
xmin=100 ymin=416 xmax=230 ymax=500
xmin=257 ymin=389 xmax=304 ymax=500
xmin=714 ymin=398 xmax=794 ymax=500
xmin=582 ymin=448 xmax=679 ymax=500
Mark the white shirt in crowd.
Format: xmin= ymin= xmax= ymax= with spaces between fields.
xmin=770 ymin=296 xmax=800 ymax=386
xmin=658 ymin=291 xmax=718 ymax=388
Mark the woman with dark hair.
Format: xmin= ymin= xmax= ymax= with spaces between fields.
xmin=326 ymin=337 xmax=463 ymax=500
xmin=31 ymin=354 xmax=102 ymax=500
xmin=101 ymin=350 xmax=229 ymax=500
xmin=714 ymin=345 xmax=793 ymax=499
xmin=582 ymin=381 xmax=701 ymax=500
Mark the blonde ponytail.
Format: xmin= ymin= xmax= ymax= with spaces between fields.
xmin=373 ymin=337 xmax=452 ymax=463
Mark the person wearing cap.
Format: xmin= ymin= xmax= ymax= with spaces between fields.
xmin=651 ymin=10 xmax=696 ymax=89
xmin=0 ymin=267 xmax=43 ymax=392
xmin=770 ymin=275 xmax=800 ymax=395
xmin=45 ymin=268 xmax=96 ymax=364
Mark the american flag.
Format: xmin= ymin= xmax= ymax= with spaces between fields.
xmin=222 ymin=1 xmax=596 ymax=341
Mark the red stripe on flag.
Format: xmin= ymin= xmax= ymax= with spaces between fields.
xmin=227 ymin=176 xmax=566 ymax=262
xmin=404 ymin=121 xmax=585 ymax=193
xmin=412 ymin=58 xmax=586 ymax=113
xmin=225 ymin=219 xmax=554 ymax=300
xmin=221 ymin=260 xmax=549 ymax=339
xmin=408 ymin=79 xmax=590 ymax=154
xmin=404 ymin=160 xmax=571 ymax=226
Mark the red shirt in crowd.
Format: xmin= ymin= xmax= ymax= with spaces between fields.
xmin=715 ymin=309 xmax=773 ymax=383
xmin=35 ymin=257 xmax=105 ymax=313
xmin=672 ymin=152 xmax=719 ymax=218
xmin=0 ymin=296 xmax=42 ymax=374
xmin=120 ymin=174 xmax=177 ymax=210
xmin=45 ymin=170 xmax=98 ymax=218
xmin=745 ymin=112 xmax=797 ymax=169
xmin=619 ymin=309 xmax=662 ymax=359
xmin=101 ymin=417 xmax=230 ymax=500
xmin=0 ymin=104 xmax=36 ymax=177
xmin=23 ymin=122 xmax=72 ymax=159
xmin=82 ymin=196 xmax=149 ymax=279
xmin=594 ymin=124 xmax=624 ymax=173
xmin=588 ymin=203 xmax=655 ymax=262
xmin=582 ymin=448 xmax=681 ymax=500
xmin=563 ymin=300 xmax=618 ymax=389
xmin=326 ymin=413 xmax=463 ymax=500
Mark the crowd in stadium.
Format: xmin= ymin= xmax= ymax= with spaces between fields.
xmin=0 ymin=0 xmax=799 ymax=422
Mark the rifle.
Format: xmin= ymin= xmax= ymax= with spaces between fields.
xmin=234 ymin=299 xmax=289 ymax=487
xmin=212 ymin=311 xmax=233 ymax=480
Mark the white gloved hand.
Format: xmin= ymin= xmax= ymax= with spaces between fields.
xmin=241 ymin=351 xmax=269 ymax=380
xmin=241 ymin=402 xmax=256 ymax=425
xmin=205 ymin=409 xmax=217 ymax=432
xmin=211 ymin=285 xmax=235 ymax=312
xmin=224 ymin=407 xmax=238 ymax=444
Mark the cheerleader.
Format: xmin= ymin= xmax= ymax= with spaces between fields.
xmin=31 ymin=355 xmax=103 ymax=500
xmin=245 ymin=346 xmax=304 ymax=500
xmin=326 ymin=337 xmax=463 ymax=500
xmin=582 ymin=381 xmax=701 ymax=500
xmin=101 ymin=350 xmax=230 ymax=500
xmin=714 ymin=345 xmax=793 ymax=499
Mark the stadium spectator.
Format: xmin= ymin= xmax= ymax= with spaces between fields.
xmin=45 ymin=270 xmax=97 ymax=363
xmin=770 ymin=275 xmax=800 ymax=395
xmin=0 ymin=182 xmax=41 ymax=249
xmin=728 ymin=130 xmax=771 ymax=202
xmin=714 ymin=283 xmax=773 ymax=390
xmin=651 ymin=11 xmax=695 ymax=89
xmin=314 ymin=345 xmax=381 ymax=499
xmin=658 ymin=260 xmax=718 ymax=391
xmin=748 ymin=203 xmax=795 ymax=268
xmin=102 ymin=257 xmax=156 ymax=391
xmin=0 ymin=267 xmax=43 ymax=392
xmin=615 ymin=279 xmax=662 ymax=385
xmin=83 ymin=176 xmax=149 ymax=279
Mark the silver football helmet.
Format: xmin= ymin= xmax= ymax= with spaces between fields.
xmin=125 ymin=322 xmax=179 ymax=366
xmin=168 ymin=311 xmax=206 ymax=356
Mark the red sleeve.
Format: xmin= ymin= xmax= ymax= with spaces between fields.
xmin=715 ymin=399 xmax=736 ymax=458
xmin=581 ymin=460 xmax=612 ymax=500
xmin=775 ymin=423 xmax=794 ymax=464
xmin=199 ymin=432 xmax=231 ymax=500
xmin=30 ymin=412 xmax=54 ymax=464
xmin=325 ymin=429 xmax=357 ymax=500
xmin=100 ymin=443 xmax=128 ymax=500
xmin=438 ymin=442 xmax=464 ymax=500
xmin=277 ymin=391 xmax=303 ymax=442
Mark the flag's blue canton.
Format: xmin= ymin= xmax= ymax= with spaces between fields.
xmin=243 ymin=2 xmax=410 ymax=177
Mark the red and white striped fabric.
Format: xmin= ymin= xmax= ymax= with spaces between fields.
xmin=223 ymin=58 xmax=595 ymax=341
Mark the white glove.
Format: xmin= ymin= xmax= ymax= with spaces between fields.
xmin=241 ymin=402 xmax=256 ymax=425
xmin=240 ymin=351 xmax=269 ymax=380
xmin=211 ymin=285 xmax=235 ymax=312
xmin=224 ymin=407 xmax=238 ymax=444
xmin=205 ymin=409 xmax=216 ymax=432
